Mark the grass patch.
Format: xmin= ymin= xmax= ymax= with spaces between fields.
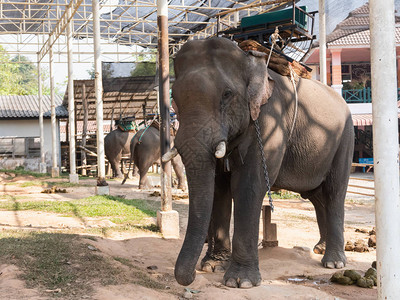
xmin=0 ymin=195 xmax=158 ymax=225
xmin=0 ymin=230 xmax=131 ymax=298
xmin=271 ymin=190 xmax=301 ymax=199
xmin=0 ymin=167 xmax=49 ymax=178
xmin=42 ymin=181 xmax=93 ymax=188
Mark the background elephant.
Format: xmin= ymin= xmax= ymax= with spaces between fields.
xmin=104 ymin=129 xmax=135 ymax=178
xmin=171 ymin=38 xmax=354 ymax=288
xmin=129 ymin=125 xmax=186 ymax=190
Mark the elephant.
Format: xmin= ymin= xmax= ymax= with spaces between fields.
xmin=168 ymin=38 xmax=354 ymax=288
xmin=129 ymin=125 xmax=186 ymax=190
xmin=104 ymin=129 xmax=136 ymax=178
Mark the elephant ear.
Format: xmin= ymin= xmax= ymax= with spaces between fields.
xmin=246 ymin=50 xmax=275 ymax=121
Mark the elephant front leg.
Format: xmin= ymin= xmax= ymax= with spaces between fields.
xmin=224 ymin=169 xmax=265 ymax=288
xmin=201 ymin=171 xmax=232 ymax=273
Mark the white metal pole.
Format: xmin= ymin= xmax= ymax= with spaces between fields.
xmin=370 ymin=0 xmax=400 ymax=298
xmin=92 ymin=0 xmax=108 ymax=192
xmin=37 ymin=56 xmax=46 ymax=174
xmin=67 ymin=10 xmax=78 ymax=183
xmin=49 ymin=39 xmax=59 ymax=177
xmin=319 ymin=0 xmax=327 ymax=84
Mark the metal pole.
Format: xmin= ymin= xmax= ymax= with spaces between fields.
xmin=37 ymin=56 xmax=46 ymax=174
xmin=67 ymin=10 xmax=78 ymax=183
xmin=92 ymin=0 xmax=108 ymax=191
xmin=49 ymin=38 xmax=59 ymax=177
xmin=319 ymin=0 xmax=327 ymax=84
xmin=157 ymin=0 xmax=172 ymax=211
xmin=156 ymin=0 xmax=179 ymax=239
xmin=370 ymin=0 xmax=400 ymax=299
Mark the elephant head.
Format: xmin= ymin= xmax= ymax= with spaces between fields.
xmin=172 ymin=38 xmax=274 ymax=285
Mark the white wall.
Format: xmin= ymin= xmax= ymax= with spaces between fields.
xmin=0 ymin=118 xmax=61 ymax=171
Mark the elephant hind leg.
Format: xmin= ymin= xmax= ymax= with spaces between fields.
xmin=319 ymin=143 xmax=352 ymax=269
xmin=302 ymin=186 xmax=327 ymax=255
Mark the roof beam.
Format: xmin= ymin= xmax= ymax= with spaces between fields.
xmin=38 ymin=0 xmax=84 ymax=62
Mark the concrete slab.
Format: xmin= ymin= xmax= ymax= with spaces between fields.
xmin=157 ymin=210 xmax=179 ymax=239
xmin=39 ymin=163 xmax=47 ymax=174
xmin=51 ymin=167 xmax=59 ymax=178
xmin=69 ymin=174 xmax=79 ymax=184
xmin=95 ymin=185 xmax=110 ymax=196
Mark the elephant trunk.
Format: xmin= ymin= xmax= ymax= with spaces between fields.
xmin=174 ymin=160 xmax=216 ymax=286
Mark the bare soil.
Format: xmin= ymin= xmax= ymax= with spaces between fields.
xmin=0 ymin=172 xmax=377 ymax=299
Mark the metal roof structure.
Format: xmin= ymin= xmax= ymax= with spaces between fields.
xmin=0 ymin=0 xmax=295 ymax=62
xmin=0 ymin=94 xmax=67 ymax=119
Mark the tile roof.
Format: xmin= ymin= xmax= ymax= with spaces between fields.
xmin=329 ymin=27 xmax=400 ymax=46
xmin=324 ymin=3 xmax=400 ymax=47
xmin=0 ymin=95 xmax=68 ymax=119
xmin=352 ymin=113 xmax=400 ymax=126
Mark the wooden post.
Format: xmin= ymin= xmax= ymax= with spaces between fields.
xmin=156 ymin=0 xmax=179 ymax=239
xmin=81 ymin=83 xmax=88 ymax=176
xmin=262 ymin=205 xmax=278 ymax=247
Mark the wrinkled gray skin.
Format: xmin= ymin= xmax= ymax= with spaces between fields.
xmin=130 ymin=126 xmax=186 ymax=190
xmin=172 ymin=38 xmax=354 ymax=288
xmin=105 ymin=129 xmax=135 ymax=178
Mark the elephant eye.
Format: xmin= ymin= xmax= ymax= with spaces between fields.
xmin=222 ymin=89 xmax=233 ymax=100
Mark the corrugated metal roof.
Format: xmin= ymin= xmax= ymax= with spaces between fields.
xmin=63 ymin=76 xmax=159 ymax=121
xmin=0 ymin=95 xmax=68 ymax=119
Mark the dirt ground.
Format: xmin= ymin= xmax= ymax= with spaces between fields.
xmin=0 ymin=172 xmax=377 ymax=299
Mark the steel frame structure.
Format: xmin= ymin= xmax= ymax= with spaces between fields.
xmin=0 ymin=0 xmax=291 ymax=62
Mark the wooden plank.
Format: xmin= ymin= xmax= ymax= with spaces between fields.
xmin=262 ymin=205 xmax=278 ymax=247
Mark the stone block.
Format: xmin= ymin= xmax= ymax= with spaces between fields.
xmin=51 ymin=167 xmax=60 ymax=178
xmin=157 ymin=210 xmax=180 ymax=239
xmin=69 ymin=174 xmax=79 ymax=184
xmin=39 ymin=163 xmax=47 ymax=174
xmin=95 ymin=185 xmax=110 ymax=196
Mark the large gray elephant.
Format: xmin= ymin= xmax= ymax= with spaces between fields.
xmin=169 ymin=38 xmax=354 ymax=288
xmin=105 ymin=129 xmax=136 ymax=178
xmin=129 ymin=125 xmax=186 ymax=190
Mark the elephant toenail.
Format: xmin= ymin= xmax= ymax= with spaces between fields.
xmin=325 ymin=262 xmax=335 ymax=269
xmin=335 ymin=261 xmax=345 ymax=269
xmin=201 ymin=263 xmax=213 ymax=273
xmin=214 ymin=265 xmax=225 ymax=273
xmin=239 ymin=279 xmax=253 ymax=289
xmin=225 ymin=278 xmax=239 ymax=288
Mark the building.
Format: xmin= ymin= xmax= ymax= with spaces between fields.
xmin=0 ymin=95 xmax=68 ymax=171
xmin=303 ymin=3 xmax=400 ymax=163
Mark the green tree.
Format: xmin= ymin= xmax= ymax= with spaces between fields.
xmin=0 ymin=46 xmax=50 ymax=95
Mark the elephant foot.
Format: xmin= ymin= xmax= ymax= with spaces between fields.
xmin=322 ymin=249 xmax=346 ymax=269
xmin=200 ymin=251 xmax=231 ymax=273
xmin=178 ymin=184 xmax=186 ymax=191
xmin=223 ymin=261 xmax=261 ymax=289
xmin=313 ymin=240 xmax=326 ymax=255
xmin=139 ymin=184 xmax=152 ymax=190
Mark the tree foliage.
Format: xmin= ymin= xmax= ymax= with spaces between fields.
xmin=0 ymin=46 xmax=51 ymax=95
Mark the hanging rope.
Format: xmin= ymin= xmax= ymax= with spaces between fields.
xmin=288 ymin=64 xmax=299 ymax=142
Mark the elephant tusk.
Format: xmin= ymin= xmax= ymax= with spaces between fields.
xmin=215 ymin=141 xmax=226 ymax=158
xmin=162 ymin=147 xmax=178 ymax=163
